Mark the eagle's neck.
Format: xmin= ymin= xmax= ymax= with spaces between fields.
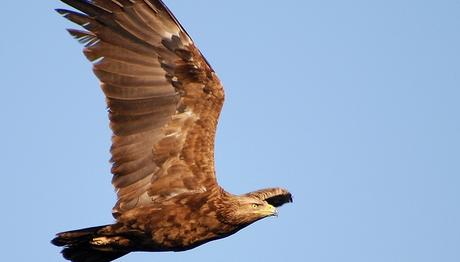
xmin=213 ymin=189 xmax=252 ymax=228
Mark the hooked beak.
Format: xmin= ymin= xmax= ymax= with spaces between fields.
xmin=261 ymin=204 xmax=278 ymax=217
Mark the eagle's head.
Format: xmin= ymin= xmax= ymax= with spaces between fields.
xmin=218 ymin=188 xmax=292 ymax=226
xmin=232 ymin=196 xmax=278 ymax=223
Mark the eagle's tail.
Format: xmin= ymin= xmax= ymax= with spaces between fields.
xmin=52 ymin=225 xmax=129 ymax=262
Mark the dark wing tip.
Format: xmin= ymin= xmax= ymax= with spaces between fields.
xmin=245 ymin=188 xmax=293 ymax=207
xmin=265 ymin=192 xmax=293 ymax=207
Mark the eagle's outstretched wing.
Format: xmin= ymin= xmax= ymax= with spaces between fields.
xmin=58 ymin=0 xmax=225 ymax=217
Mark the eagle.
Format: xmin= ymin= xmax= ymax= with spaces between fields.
xmin=52 ymin=1 xmax=293 ymax=261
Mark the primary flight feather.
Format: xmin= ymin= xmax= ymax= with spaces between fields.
xmin=52 ymin=1 xmax=293 ymax=261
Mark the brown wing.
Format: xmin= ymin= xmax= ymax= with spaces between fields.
xmin=58 ymin=0 xmax=225 ymax=217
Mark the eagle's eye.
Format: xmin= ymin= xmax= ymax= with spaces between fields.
xmin=251 ymin=203 xmax=259 ymax=208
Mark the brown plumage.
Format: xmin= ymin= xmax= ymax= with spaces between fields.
xmin=52 ymin=1 xmax=293 ymax=261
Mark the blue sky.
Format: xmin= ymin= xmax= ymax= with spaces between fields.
xmin=1 ymin=0 xmax=459 ymax=261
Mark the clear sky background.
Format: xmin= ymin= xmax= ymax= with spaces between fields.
xmin=1 ymin=0 xmax=459 ymax=261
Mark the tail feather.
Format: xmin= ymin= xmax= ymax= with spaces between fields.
xmin=61 ymin=247 xmax=127 ymax=262
xmin=52 ymin=225 xmax=129 ymax=262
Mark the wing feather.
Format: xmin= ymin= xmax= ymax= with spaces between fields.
xmin=59 ymin=0 xmax=225 ymax=217
xmin=244 ymin=188 xmax=293 ymax=207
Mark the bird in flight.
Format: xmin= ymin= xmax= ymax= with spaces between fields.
xmin=52 ymin=1 xmax=293 ymax=261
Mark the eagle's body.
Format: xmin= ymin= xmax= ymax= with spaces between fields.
xmin=52 ymin=1 xmax=292 ymax=261
xmin=92 ymin=188 xmax=279 ymax=251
